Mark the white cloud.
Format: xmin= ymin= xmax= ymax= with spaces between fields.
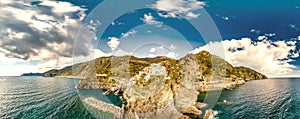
xmin=265 ymin=33 xmax=276 ymax=37
xmin=0 ymin=1 xmax=97 ymax=75
xmin=186 ymin=12 xmax=200 ymax=18
xmin=289 ymin=24 xmax=298 ymax=30
xmin=258 ymin=35 xmax=267 ymax=40
xmin=291 ymin=52 xmax=300 ymax=58
xmin=0 ymin=0 xmax=13 ymax=4
xmin=39 ymin=1 xmax=86 ymax=20
xmin=158 ymin=12 xmax=177 ymax=18
xmin=147 ymin=54 xmax=157 ymax=58
xmin=165 ymin=52 xmax=177 ymax=59
xmin=150 ymin=48 xmax=156 ymax=53
xmin=0 ymin=1 xmax=94 ymax=60
xmin=191 ymin=45 xmax=210 ymax=54
xmin=107 ymin=37 xmax=120 ymax=51
xmin=86 ymin=20 xmax=101 ymax=32
xmin=113 ymin=49 xmax=132 ymax=56
xmin=298 ymin=36 xmax=300 ymax=40
xmin=170 ymin=44 xmax=177 ymax=50
xmin=152 ymin=0 xmax=206 ymax=19
xmin=157 ymin=46 xmax=164 ymax=50
xmin=250 ymin=29 xmax=260 ymax=34
xmin=6 ymin=28 xmax=28 ymax=39
xmin=93 ymin=49 xmax=111 ymax=58
xmin=122 ymin=30 xmax=137 ymax=38
xmin=192 ymin=38 xmax=299 ymax=76
xmin=141 ymin=13 xmax=163 ymax=27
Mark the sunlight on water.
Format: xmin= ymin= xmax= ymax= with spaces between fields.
xmin=0 ymin=76 xmax=95 ymax=119
xmin=213 ymin=78 xmax=300 ymax=119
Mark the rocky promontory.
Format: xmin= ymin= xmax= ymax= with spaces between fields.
xmin=43 ymin=51 xmax=267 ymax=118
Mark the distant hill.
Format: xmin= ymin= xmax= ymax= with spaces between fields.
xmin=21 ymin=73 xmax=43 ymax=76
xmin=42 ymin=51 xmax=267 ymax=80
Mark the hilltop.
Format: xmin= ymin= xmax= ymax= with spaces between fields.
xmin=43 ymin=51 xmax=267 ymax=80
xmin=42 ymin=51 xmax=267 ymax=118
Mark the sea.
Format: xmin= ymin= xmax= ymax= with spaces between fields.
xmin=0 ymin=77 xmax=299 ymax=119
xmin=212 ymin=78 xmax=300 ymax=119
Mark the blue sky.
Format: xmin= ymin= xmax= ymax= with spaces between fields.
xmin=0 ymin=0 xmax=300 ymax=77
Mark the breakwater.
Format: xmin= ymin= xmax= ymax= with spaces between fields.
xmin=83 ymin=97 xmax=124 ymax=119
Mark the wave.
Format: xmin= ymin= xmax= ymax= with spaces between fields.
xmin=0 ymin=78 xmax=6 ymax=81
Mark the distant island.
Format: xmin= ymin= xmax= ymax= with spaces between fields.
xmin=21 ymin=73 xmax=43 ymax=76
xmin=42 ymin=51 xmax=267 ymax=119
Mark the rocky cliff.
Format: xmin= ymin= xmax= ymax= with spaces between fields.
xmin=42 ymin=51 xmax=267 ymax=118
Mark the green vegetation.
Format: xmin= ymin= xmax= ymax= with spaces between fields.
xmin=43 ymin=51 xmax=267 ymax=81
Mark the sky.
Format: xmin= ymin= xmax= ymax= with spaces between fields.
xmin=0 ymin=0 xmax=300 ymax=77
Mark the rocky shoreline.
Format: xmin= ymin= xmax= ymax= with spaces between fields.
xmin=77 ymin=76 xmax=257 ymax=119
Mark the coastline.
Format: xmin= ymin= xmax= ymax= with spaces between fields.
xmin=83 ymin=97 xmax=124 ymax=118
xmin=78 ymin=77 xmax=264 ymax=119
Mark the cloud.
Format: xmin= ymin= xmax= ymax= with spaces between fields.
xmin=192 ymin=37 xmax=300 ymax=76
xmin=165 ymin=52 xmax=177 ymax=59
xmin=152 ymin=0 xmax=206 ymax=19
xmin=289 ymin=24 xmax=299 ymax=31
xmin=141 ymin=13 xmax=163 ymax=27
xmin=250 ymin=29 xmax=260 ymax=34
xmin=0 ymin=1 xmax=95 ymax=61
xmin=170 ymin=44 xmax=177 ymax=50
xmin=113 ymin=49 xmax=132 ymax=56
xmin=258 ymin=35 xmax=267 ymax=40
xmin=291 ymin=52 xmax=300 ymax=58
xmin=186 ymin=12 xmax=200 ymax=18
xmin=94 ymin=49 xmax=111 ymax=58
xmin=146 ymin=45 xmax=178 ymax=59
xmin=147 ymin=54 xmax=157 ymax=58
xmin=121 ymin=30 xmax=137 ymax=38
xmin=107 ymin=37 xmax=120 ymax=51
xmin=265 ymin=33 xmax=276 ymax=37
xmin=150 ymin=48 xmax=156 ymax=53
xmin=86 ymin=19 xmax=101 ymax=32
xmin=0 ymin=1 xmax=99 ymax=75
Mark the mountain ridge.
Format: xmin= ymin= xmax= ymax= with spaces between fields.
xmin=42 ymin=50 xmax=268 ymax=80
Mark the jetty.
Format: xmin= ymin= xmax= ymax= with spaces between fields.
xmin=83 ymin=97 xmax=124 ymax=119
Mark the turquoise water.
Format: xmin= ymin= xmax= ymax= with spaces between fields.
xmin=0 ymin=76 xmax=95 ymax=119
xmin=1 ymin=77 xmax=300 ymax=119
xmin=213 ymin=78 xmax=300 ymax=119
xmin=78 ymin=89 xmax=123 ymax=107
